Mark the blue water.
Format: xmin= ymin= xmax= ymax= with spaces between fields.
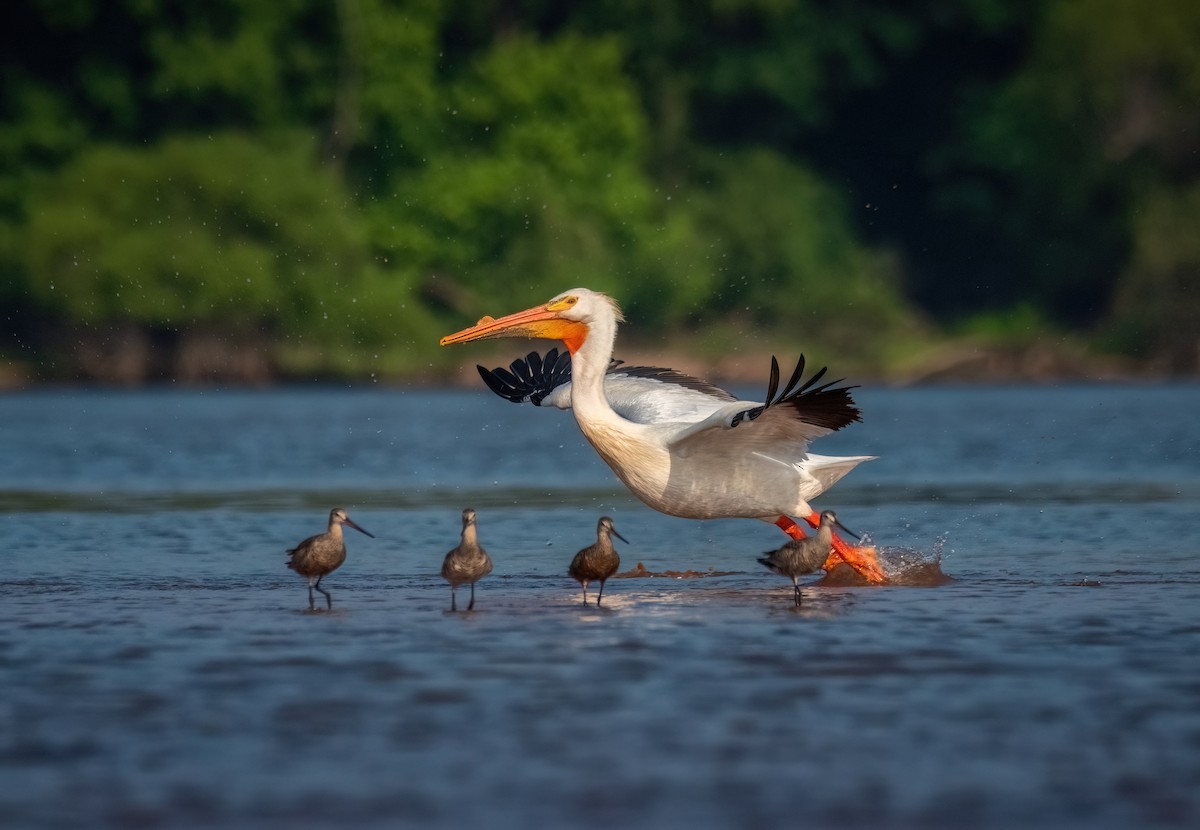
xmin=2 ymin=383 xmax=1199 ymax=828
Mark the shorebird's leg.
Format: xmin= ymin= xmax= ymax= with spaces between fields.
xmin=467 ymin=582 xmax=476 ymax=611
xmin=314 ymin=576 xmax=333 ymax=609
xmin=793 ymin=578 xmax=802 ymax=606
xmin=450 ymin=587 xmax=457 ymax=612
xmin=306 ymin=579 xmax=316 ymax=611
xmin=596 ymin=580 xmax=606 ymax=607
xmin=581 ymin=582 xmax=589 ymax=606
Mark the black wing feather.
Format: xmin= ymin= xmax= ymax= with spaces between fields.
xmin=510 ymin=356 xmax=532 ymax=385
xmin=476 ymin=348 xmax=573 ymax=406
xmin=526 ymin=350 xmax=544 ymax=378
xmin=532 ymin=348 xmax=572 ymax=406
xmin=731 ymin=354 xmax=861 ymax=432
xmin=796 ymin=365 xmax=828 ymax=395
xmin=763 ymin=356 xmax=781 ymax=408
xmin=476 ymin=364 xmax=523 ymax=403
xmin=781 ymin=354 xmax=807 ymax=399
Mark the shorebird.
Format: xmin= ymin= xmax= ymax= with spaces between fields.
xmin=568 ymin=516 xmax=628 ymax=606
xmin=440 ymin=288 xmax=884 ymax=583
xmin=286 ymin=508 xmax=374 ymax=610
xmin=758 ymin=510 xmax=859 ymax=605
xmin=441 ymin=508 xmax=493 ymax=611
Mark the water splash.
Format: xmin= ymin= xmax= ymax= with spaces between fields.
xmin=818 ymin=534 xmax=954 ymax=587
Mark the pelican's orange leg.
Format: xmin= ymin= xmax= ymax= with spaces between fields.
xmin=774 ymin=515 xmax=809 ymax=541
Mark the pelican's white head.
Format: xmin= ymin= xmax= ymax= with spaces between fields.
xmin=545 ymin=288 xmax=625 ymax=325
xmin=439 ymin=287 xmax=623 ymax=354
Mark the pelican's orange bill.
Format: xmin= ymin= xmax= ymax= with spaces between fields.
xmin=440 ymin=299 xmax=588 ymax=353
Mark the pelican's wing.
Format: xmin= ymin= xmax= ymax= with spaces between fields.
xmin=598 ymin=364 xmax=736 ymax=423
xmin=666 ymin=354 xmax=862 ymax=452
xmin=478 ymin=351 xmax=737 ymax=424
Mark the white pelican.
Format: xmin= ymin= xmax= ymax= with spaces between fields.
xmin=440 ymin=288 xmax=884 ymax=583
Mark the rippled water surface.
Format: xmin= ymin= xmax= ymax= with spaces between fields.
xmin=3 ymin=383 xmax=1199 ymax=829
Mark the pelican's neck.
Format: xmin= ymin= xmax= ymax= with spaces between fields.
xmin=569 ymin=312 xmax=619 ymax=417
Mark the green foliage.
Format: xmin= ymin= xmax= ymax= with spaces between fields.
xmin=1 ymin=0 xmax=1195 ymax=379
xmin=653 ymin=149 xmax=917 ymax=362
xmin=937 ymin=0 xmax=1200 ymax=359
xmin=369 ymin=32 xmax=654 ymax=306
xmin=22 ymin=132 xmax=435 ymax=362
xmin=543 ymin=0 xmax=935 ymax=190
xmin=952 ymin=303 xmax=1057 ymax=344
xmin=1106 ymin=184 xmax=1200 ymax=370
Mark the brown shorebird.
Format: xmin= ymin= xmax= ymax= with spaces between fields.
xmin=758 ymin=509 xmax=859 ymax=606
xmin=568 ymin=516 xmax=628 ymax=606
xmin=441 ymin=508 xmax=493 ymax=611
xmin=286 ymin=508 xmax=374 ymax=610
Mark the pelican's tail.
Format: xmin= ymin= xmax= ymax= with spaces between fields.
xmin=802 ymin=453 xmax=877 ymax=493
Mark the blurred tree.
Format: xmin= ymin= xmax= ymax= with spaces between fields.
xmin=1109 ymin=185 xmax=1200 ymax=372
xmin=648 ymin=148 xmax=918 ymax=362
xmin=4 ymin=0 xmax=1192 ymax=379
xmin=22 ymin=132 xmax=435 ymax=376
xmin=411 ymin=0 xmax=926 ymax=360
xmin=366 ymin=31 xmax=655 ymax=315
xmin=931 ymin=0 xmax=1200 ymax=367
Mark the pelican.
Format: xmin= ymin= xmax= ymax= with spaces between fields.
xmin=759 ymin=510 xmax=858 ymax=605
xmin=440 ymin=288 xmax=883 ymax=583
xmin=286 ymin=508 xmax=374 ymax=610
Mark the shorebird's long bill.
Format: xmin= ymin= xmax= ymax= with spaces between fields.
xmin=439 ymin=300 xmax=587 ymax=353
xmin=345 ymin=518 xmax=375 ymax=538
xmin=833 ymin=518 xmax=860 ymax=541
xmin=612 ymin=528 xmax=629 ymax=544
